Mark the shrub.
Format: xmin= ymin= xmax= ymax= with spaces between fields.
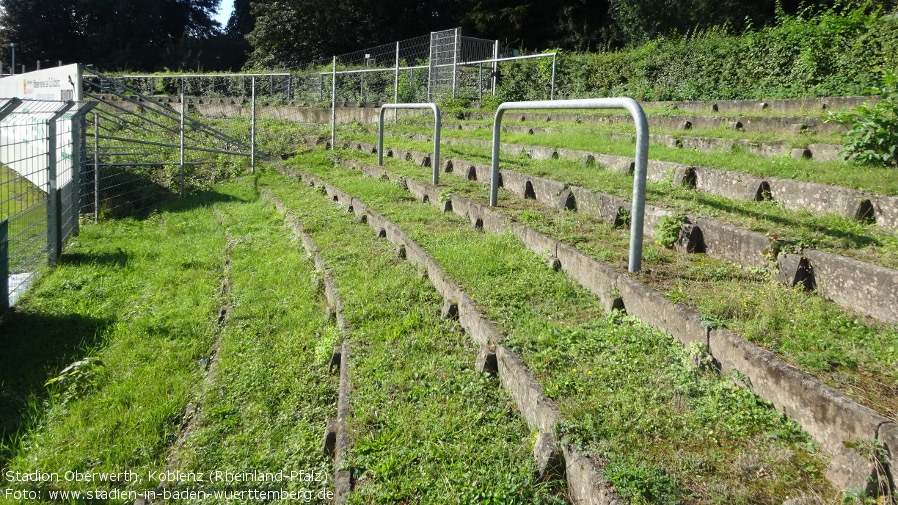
xmin=828 ymin=71 xmax=898 ymax=168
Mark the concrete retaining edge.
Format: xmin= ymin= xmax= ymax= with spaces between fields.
xmin=268 ymin=192 xmax=353 ymax=503
xmin=357 ymin=140 xmax=898 ymax=324
xmin=278 ymin=165 xmax=625 ymax=505
xmin=430 ymin=136 xmax=896 ymax=230
xmin=326 ymin=157 xmax=898 ymax=493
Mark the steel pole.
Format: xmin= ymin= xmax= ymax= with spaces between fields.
xmin=251 ymin=76 xmax=256 ymax=173
xmin=331 ymin=57 xmax=336 ymax=150
xmin=94 ymin=114 xmax=100 ymax=222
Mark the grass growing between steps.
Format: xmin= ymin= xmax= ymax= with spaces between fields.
xmin=389 ymin=120 xmax=840 ymax=152
xmin=258 ymin=169 xmax=566 ymax=504
xmin=339 ymin=148 xmax=898 ymax=426
xmin=287 ymin=150 xmax=836 ymax=504
xmin=0 ymin=192 xmax=228 ymax=497
xmin=347 ymin=134 xmax=898 ymax=271
xmin=158 ymin=180 xmax=337 ymax=501
xmin=346 ymin=123 xmax=898 ymax=196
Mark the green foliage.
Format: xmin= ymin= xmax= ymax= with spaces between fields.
xmin=654 ymin=212 xmax=687 ymax=249
xmin=828 ymin=71 xmax=898 ymax=168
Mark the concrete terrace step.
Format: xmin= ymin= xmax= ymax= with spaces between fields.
xmin=434 ymin=136 xmax=898 ymax=231
xmin=263 ymin=178 xmax=568 ymax=503
xmin=295 ymin=155 xmax=896 ymax=494
xmin=457 ymin=111 xmax=849 ymax=138
xmin=275 ymin=164 xmax=621 ymax=504
xmin=345 ymin=139 xmax=898 ymax=326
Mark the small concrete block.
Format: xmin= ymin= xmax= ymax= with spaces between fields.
xmin=396 ymin=244 xmax=406 ymax=259
xmin=775 ymin=253 xmax=815 ymax=290
xmin=557 ymin=189 xmax=577 ymax=211
xmin=441 ymin=299 xmax=459 ymax=320
xmin=475 ymin=345 xmax=498 ymax=375
xmin=673 ymin=166 xmax=697 ymax=188
xmin=440 ymin=199 xmax=453 ymax=213
xmin=547 ymin=256 xmax=562 ymax=271
xmin=680 ymin=120 xmax=692 ymax=130
xmin=533 ymin=433 xmax=564 ymax=481
xmin=726 ymin=121 xmax=743 ymax=130
xmin=879 ymin=422 xmax=898 ymax=489
xmin=674 ymin=223 xmax=703 ymax=254
xmin=323 ymin=418 xmax=338 ymax=456
xmin=791 ymin=148 xmax=812 ymax=160
xmin=328 ymin=346 xmax=341 ymax=373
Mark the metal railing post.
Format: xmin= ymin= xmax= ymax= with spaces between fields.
xmin=490 ymin=98 xmax=649 ymax=272
xmin=379 ymin=103 xmax=441 ymax=185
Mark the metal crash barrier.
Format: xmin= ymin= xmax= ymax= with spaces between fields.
xmin=378 ymin=103 xmax=441 ymax=185
xmin=489 ymin=98 xmax=649 ymax=273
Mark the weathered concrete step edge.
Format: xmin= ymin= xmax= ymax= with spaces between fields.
xmin=436 ymin=136 xmax=898 ymax=231
xmin=269 ymin=193 xmax=353 ymax=504
xmin=329 ymin=156 xmax=897 ymax=493
xmin=280 ymin=165 xmax=624 ymax=505
xmin=438 ymin=122 xmax=842 ymax=162
xmin=444 ymin=112 xmax=847 ymax=137
xmin=352 ymin=141 xmax=898 ymax=325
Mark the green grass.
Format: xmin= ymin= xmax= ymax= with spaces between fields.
xmin=334 ymin=147 xmax=898 ymax=434
xmin=0 ymin=182 xmax=343 ymax=502
xmin=259 ymin=168 xmax=566 ymax=503
xmin=1 ymin=192 xmax=229 ymax=498
xmin=347 ymin=132 xmax=898 ymax=271
xmin=288 ymin=150 xmax=836 ymax=504
xmin=350 ymin=119 xmax=898 ymax=196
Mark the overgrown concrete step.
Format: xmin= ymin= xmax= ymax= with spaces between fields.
xmin=545 ymin=127 xmax=839 ymax=162
xmin=449 ymin=111 xmax=847 ymax=137
xmin=267 ymin=194 xmax=353 ymax=503
xmin=351 ymin=140 xmax=898 ymax=325
xmin=436 ymin=121 xmax=842 ymax=162
xmin=325 ymin=156 xmax=896 ymax=493
xmin=437 ymin=136 xmax=898 ymax=231
xmin=278 ymin=164 xmax=623 ymax=504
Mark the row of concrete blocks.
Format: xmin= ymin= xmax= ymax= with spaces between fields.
xmin=332 ymin=157 xmax=897 ymax=494
xmin=441 ymin=122 xmax=843 ymax=161
xmin=360 ymin=141 xmax=898 ymax=325
xmin=440 ymin=136 xmax=898 ymax=231
xmin=284 ymin=165 xmax=628 ymax=504
xmin=456 ymin=111 xmax=848 ymax=136
xmin=269 ymin=195 xmax=353 ymax=504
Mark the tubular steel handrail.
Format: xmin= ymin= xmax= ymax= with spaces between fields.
xmin=489 ymin=98 xmax=649 ymax=273
xmin=378 ymin=103 xmax=441 ymax=185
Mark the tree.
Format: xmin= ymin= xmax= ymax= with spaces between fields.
xmin=0 ymin=0 xmax=221 ymax=71
xmin=0 ymin=0 xmax=80 ymax=69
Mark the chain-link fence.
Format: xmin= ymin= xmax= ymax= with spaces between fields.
xmin=82 ymin=67 xmax=253 ymax=221
xmin=114 ymin=28 xmax=556 ymax=107
xmin=1 ymin=98 xmax=95 ymax=310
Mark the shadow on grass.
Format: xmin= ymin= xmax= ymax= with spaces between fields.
xmin=0 ymin=308 xmax=111 ymax=467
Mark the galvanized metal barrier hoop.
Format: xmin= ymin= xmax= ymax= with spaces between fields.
xmin=489 ymin=98 xmax=649 ymax=273
xmin=378 ymin=103 xmax=441 ymax=185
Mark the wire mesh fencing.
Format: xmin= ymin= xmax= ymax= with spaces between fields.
xmin=82 ymin=67 xmax=253 ymax=221
xmin=0 ymin=98 xmax=95 ymax=310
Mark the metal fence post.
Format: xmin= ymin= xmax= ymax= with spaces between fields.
xmin=394 ymin=41 xmax=400 ymax=122
xmin=94 ymin=113 xmax=100 ymax=222
xmin=550 ymin=53 xmax=557 ymax=100
xmin=330 ymin=57 xmax=336 ymax=150
xmin=71 ymin=112 xmax=81 ymax=237
xmin=180 ymin=77 xmax=185 ymax=197
xmin=492 ymin=40 xmax=499 ymax=96
xmin=251 ymin=76 xmax=256 ymax=173
xmin=1 ymin=219 xmax=8 ymax=313
xmin=452 ymin=28 xmax=459 ymax=99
